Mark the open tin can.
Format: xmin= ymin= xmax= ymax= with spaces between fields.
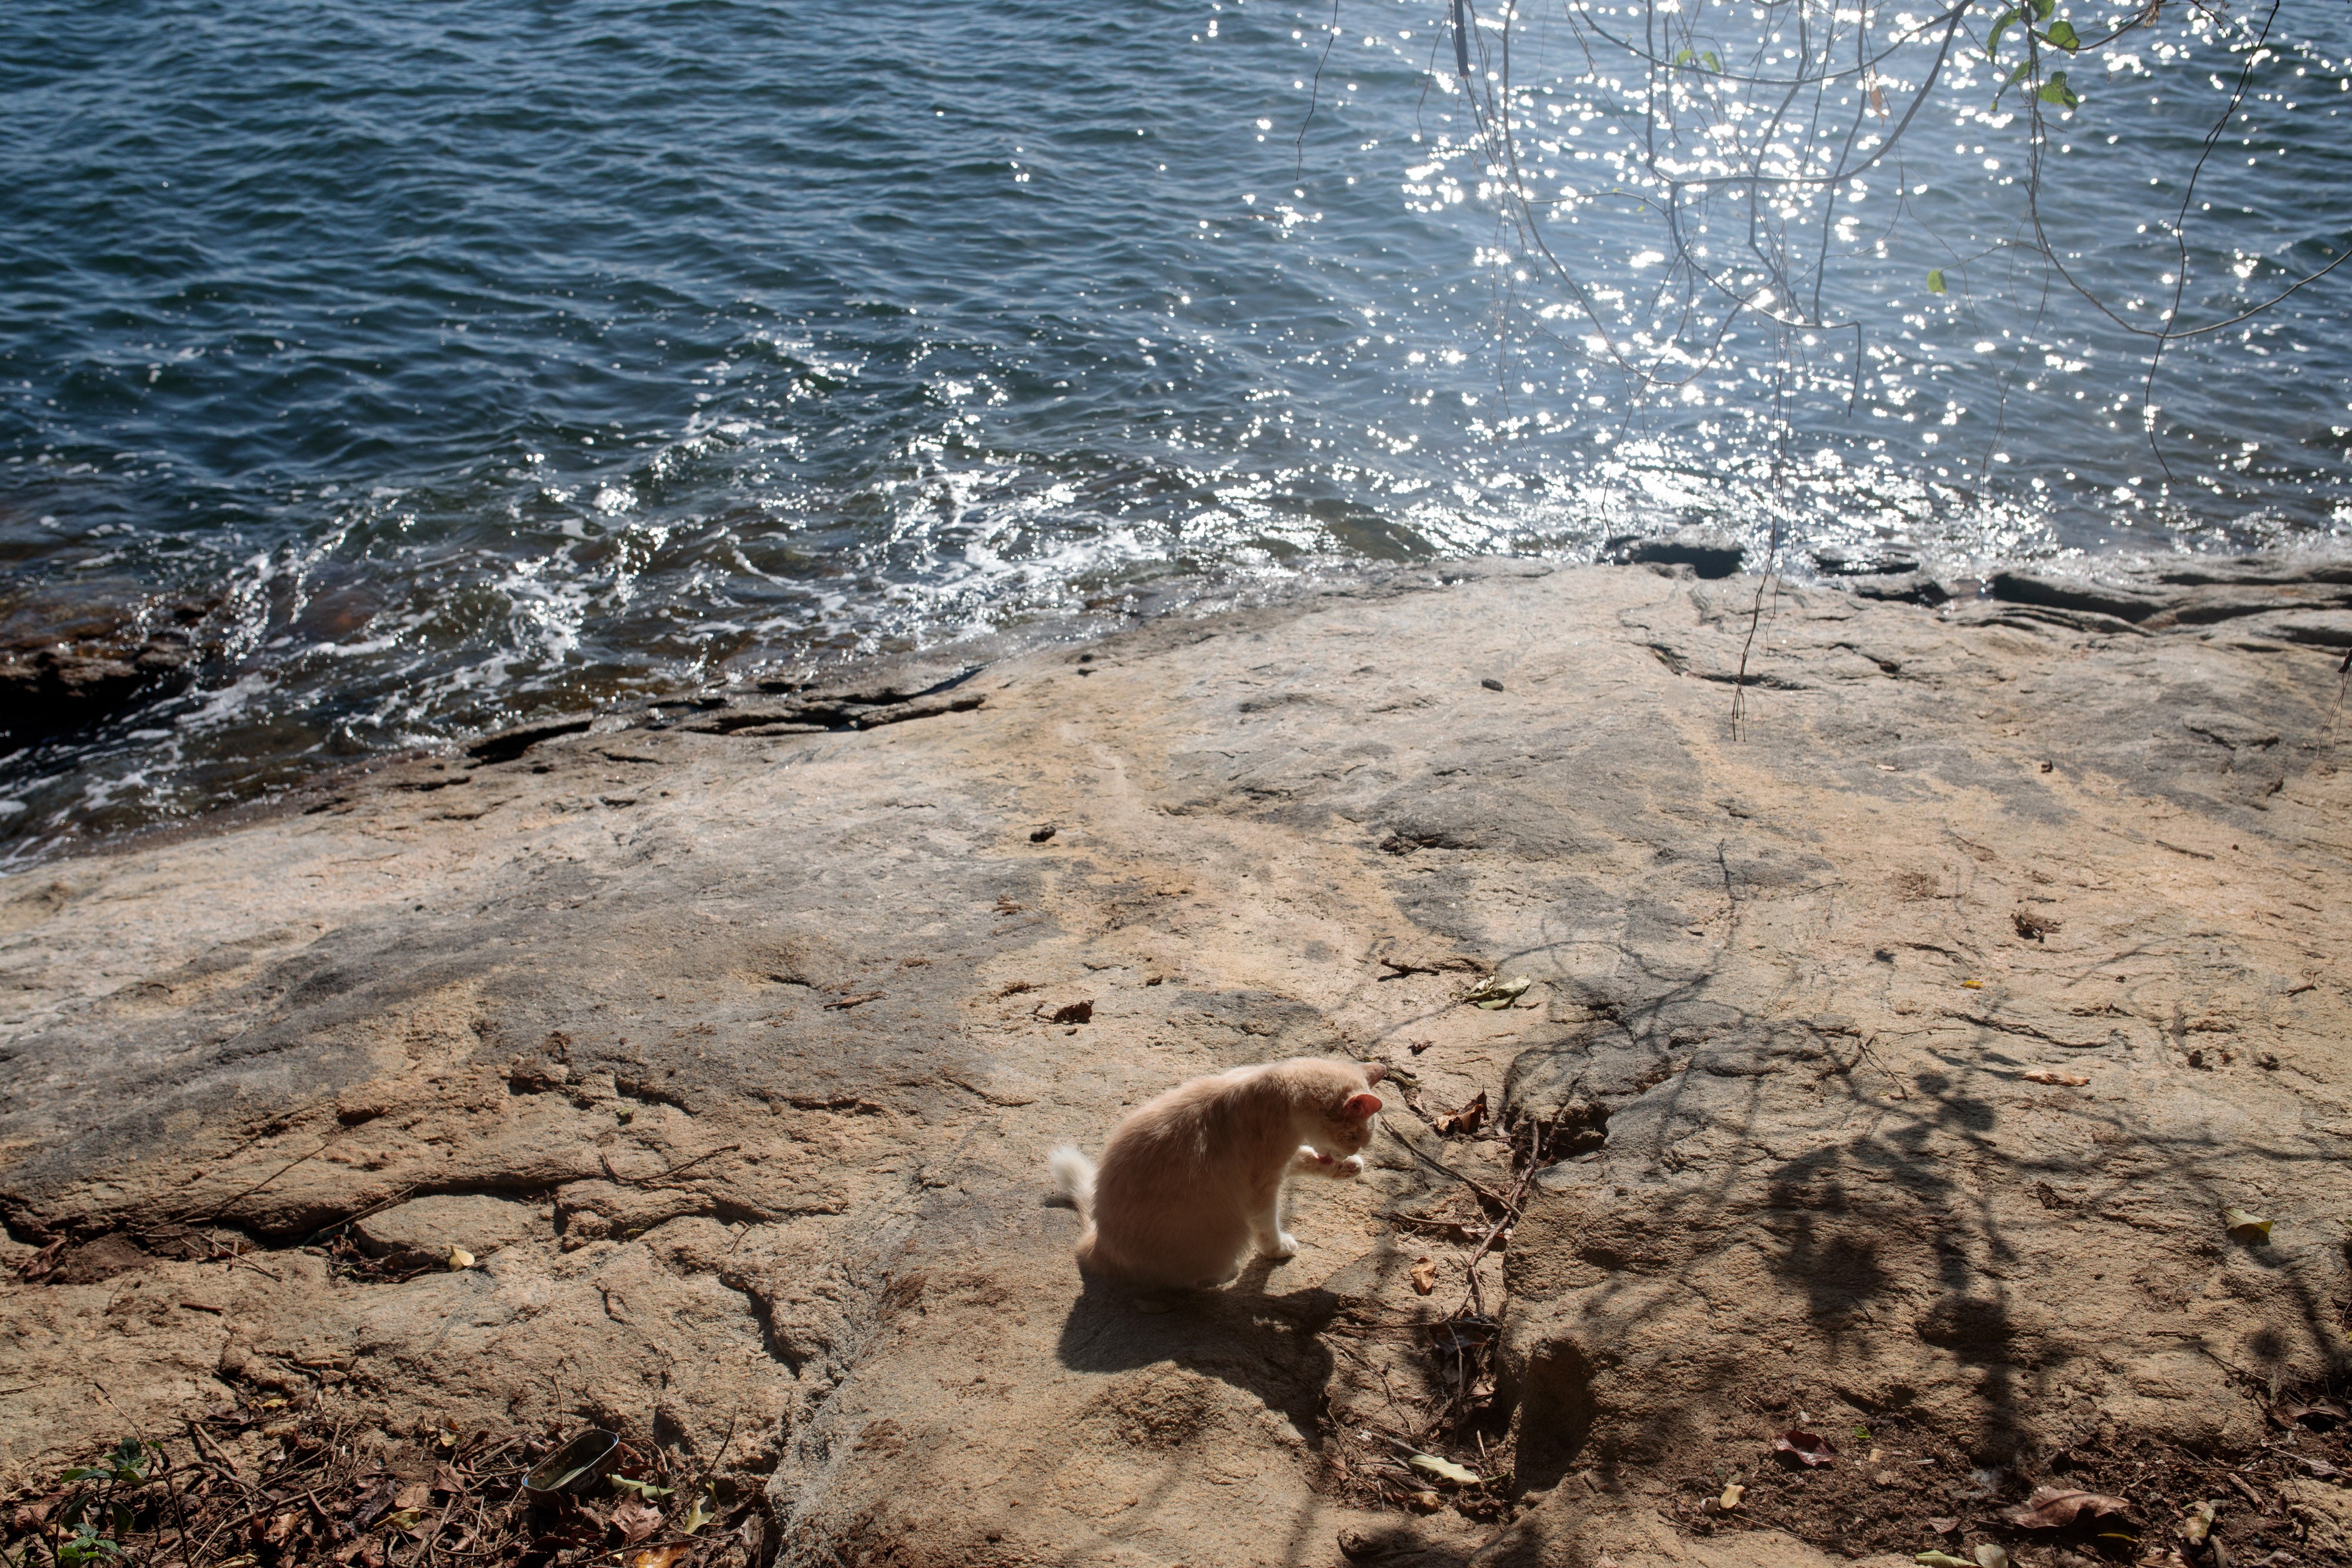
xmin=520 ymin=1430 xmax=622 ymax=1502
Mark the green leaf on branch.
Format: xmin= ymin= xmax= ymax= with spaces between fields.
xmin=1703 ymin=49 xmax=1722 ymax=72
xmin=2043 ymin=19 xmax=2080 ymax=49
xmin=1986 ymin=6 xmax=2024 ymax=59
xmin=1927 ymin=270 xmax=1947 ymax=295
xmin=2006 ymin=58 xmax=2036 ymax=88
xmin=1676 ymin=48 xmax=1695 ymax=65
xmin=2038 ymin=71 xmax=2080 ymax=107
xmin=2032 ymin=0 xmax=2054 ymax=21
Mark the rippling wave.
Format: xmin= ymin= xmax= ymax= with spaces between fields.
xmin=2 ymin=0 xmax=2347 ymax=860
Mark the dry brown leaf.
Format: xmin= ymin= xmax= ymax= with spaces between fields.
xmin=432 ymin=1463 xmax=467 ymax=1495
xmin=2003 ymin=1486 xmax=2132 ymax=1529
xmin=1430 ymin=1100 xmax=1486 ymax=1133
xmin=2275 ymin=1399 xmax=2347 ymax=1430
xmin=1409 ymin=1256 xmax=1438 ymax=1295
xmin=391 ymin=1482 xmax=432 ymax=1513
xmin=1433 ymin=1091 xmax=1488 ymax=1136
xmin=2020 ymin=1069 xmax=2090 ymax=1086
xmin=610 ymin=1500 xmax=664 ymax=1544
xmin=630 ymin=1548 xmax=693 ymax=1568
xmin=1772 ymin=1427 xmax=1836 ymax=1467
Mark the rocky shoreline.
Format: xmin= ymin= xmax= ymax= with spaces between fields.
xmin=4 ymin=555 xmax=2350 ymax=1568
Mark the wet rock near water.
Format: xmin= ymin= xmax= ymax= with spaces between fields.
xmin=0 ymin=639 xmax=192 ymax=743
xmin=0 ymin=596 xmax=216 ymax=744
xmin=1605 ymin=526 xmax=1746 ymax=579
xmin=4 ymin=552 xmax=2350 ymax=1567
xmin=1845 ymin=570 xmax=1954 ymax=606
xmin=1810 ymin=543 xmax=1923 ymax=577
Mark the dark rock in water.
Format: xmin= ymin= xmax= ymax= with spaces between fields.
xmin=0 ymin=633 xmax=196 ymax=744
xmin=1813 ymin=543 xmax=1922 ymax=577
xmin=1604 ymin=527 xmax=1743 ymax=579
xmin=0 ymin=593 xmax=216 ymax=744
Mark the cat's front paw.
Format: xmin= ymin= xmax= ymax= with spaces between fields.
xmin=1265 ymin=1231 xmax=1299 ymax=1259
xmin=1329 ymin=1155 xmax=1365 ymax=1180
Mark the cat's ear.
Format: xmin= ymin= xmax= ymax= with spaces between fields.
xmin=1361 ymin=1063 xmax=1388 ymax=1086
xmin=1341 ymin=1092 xmax=1382 ymax=1120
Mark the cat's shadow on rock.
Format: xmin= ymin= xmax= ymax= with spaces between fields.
xmin=1054 ymin=1262 xmax=1343 ymax=1425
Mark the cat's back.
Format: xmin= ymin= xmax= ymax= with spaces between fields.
xmin=1103 ymin=1063 xmax=1251 ymax=1158
xmin=1098 ymin=1064 xmax=1295 ymax=1196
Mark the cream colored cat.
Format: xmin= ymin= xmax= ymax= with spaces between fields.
xmin=1049 ymin=1057 xmax=1385 ymax=1289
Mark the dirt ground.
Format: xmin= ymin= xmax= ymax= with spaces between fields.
xmin=4 ymin=555 xmax=2349 ymax=1568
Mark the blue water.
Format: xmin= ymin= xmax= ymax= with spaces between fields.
xmin=4 ymin=0 xmax=2349 ymax=857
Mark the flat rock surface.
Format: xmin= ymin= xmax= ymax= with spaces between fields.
xmin=351 ymin=1193 xmax=542 ymax=1259
xmin=4 ymin=560 xmax=2349 ymax=1566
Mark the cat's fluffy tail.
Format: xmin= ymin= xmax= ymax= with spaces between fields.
xmin=1048 ymin=1144 xmax=1097 ymax=1219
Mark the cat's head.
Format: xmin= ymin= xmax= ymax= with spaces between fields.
xmin=1301 ymin=1060 xmax=1385 ymax=1158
